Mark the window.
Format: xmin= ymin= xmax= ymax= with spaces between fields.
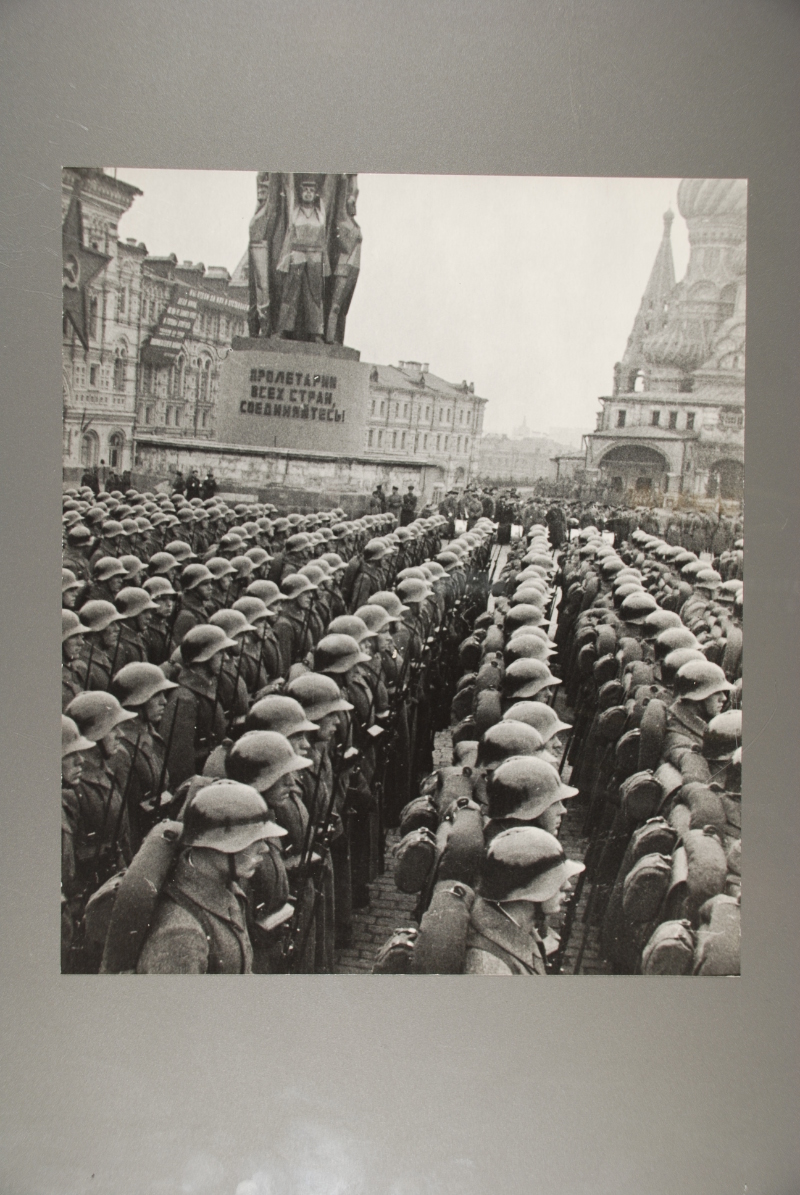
xmin=116 ymin=287 xmax=126 ymax=318
xmin=370 ymin=400 xmax=375 ymax=415
xmin=395 ymin=403 xmax=399 ymax=417
xmin=439 ymin=409 xmax=443 ymax=422
xmin=113 ymin=350 xmax=126 ymax=392
xmin=378 ymin=430 xmax=383 ymax=447
xmin=80 ymin=431 xmax=99 ymax=467
xmin=142 ymin=363 xmax=153 ymax=394
xmin=457 ymin=436 xmax=461 ymax=452
xmin=403 ymin=404 xmax=409 ymax=417
xmin=145 ymin=406 xmax=153 ymax=425
xmin=401 ymin=432 xmax=406 ymax=449
xmin=436 ymin=434 xmax=441 ymax=450
xmin=414 ymin=433 xmax=419 ymax=451
xmin=199 ymin=359 xmax=211 ymax=403
xmin=175 ymin=407 xmax=182 ymax=427
xmin=633 ymin=371 xmax=645 ymax=392
xmin=651 ymin=410 xmax=661 ymax=426
xmin=616 ymin=409 xmax=627 ymax=428
xmin=89 ymin=296 xmax=98 ymax=339
xmin=446 ymin=409 xmax=451 ymax=422
xmin=392 ymin=431 xmax=397 ymax=448
xmin=368 ymin=429 xmax=374 ymax=447
xmin=466 ymin=411 xmax=471 ymax=424
xmin=445 ymin=436 xmax=449 ymax=450
xmin=686 ymin=412 xmax=695 ymax=430
xmin=464 ymin=437 xmax=469 ymax=452
xmin=165 ymin=407 xmax=172 ymax=426
xmin=668 ymin=410 xmax=678 ymax=429
xmin=89 ymin=364 xmax=98 ymax=387
xmin=108 ymin=432 xmax=124 ymax=469
xmin=423 ymin=434 xmax=428 ymax=449
xmin=459 ymin=410 xmax=463 ymax=424
xmin=380 ymin=401 xmax=385 ymax=416
xmin=201 ymin=410 xmax=208 ymax=429
xmin=73 ymin=362 xmax=86 ymax=389
xmin=425 ymin=406 xmax=430 ymax=420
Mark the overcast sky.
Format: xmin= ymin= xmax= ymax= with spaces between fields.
xmin=111 ymin=171 xmax=689 ymax=439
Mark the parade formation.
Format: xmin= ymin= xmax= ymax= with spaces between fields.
xmin=61 ymin=483 xmax=742 ymax=975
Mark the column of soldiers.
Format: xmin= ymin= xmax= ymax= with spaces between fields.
xmin=61 ymin=482 xmax=494 ymax=973
xmin=376 ymin=514 xmax=741 ymax=975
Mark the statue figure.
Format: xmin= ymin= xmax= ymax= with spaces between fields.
xmin=325 ymin=175 xmax=362 ymax=344
xmin=247 ymin=171 xmax=274 ymax=338
xmin=274 ymin=173 xmax=332 ymax=342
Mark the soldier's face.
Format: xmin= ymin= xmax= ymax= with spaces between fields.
xmin=144 ymin=690 xmax=168 ymax=725
xmin=540 ymin=878 xmax=574 ymax=916
xmin=289 ymin=732 xmax=310 ymax=756
xmin=538 ymin=800 xmax=566 ymax=835
xmin=315 ymin=712 xmax=339 ymax=743
xmin=296 ymin=591 xmax=313 ymax=611
xmin=61 ymin=753 xmax=83 ymax=785
xmin=265 ymin=772 xmax=294 ymax=803
xmin=102 ymin=725 xmax=123 ymax=754
xmin=233 ymin=838 xmax=268 ymax=880
xmin=63 ymin=588 xmax=79 ymax=610
xmin=108 ymin=575 xmax=124 ymax=595
xmin=703 ymin=691 xmax=727 ymax=718
xmin=63 ymin=634 xmax=84 ymax=662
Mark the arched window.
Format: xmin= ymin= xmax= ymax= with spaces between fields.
xmin=80 ymin=430 xmax=99 ymax=468
xmin=633 ymin=371 xmax=645 ymax=393
xmin=108 ymin=432 xmax=124 ymax=469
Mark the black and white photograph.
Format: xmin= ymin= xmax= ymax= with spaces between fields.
xmin=61 ymin=170 xmax=744 ymax=976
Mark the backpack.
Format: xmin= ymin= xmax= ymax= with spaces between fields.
xmin=410 ymin=880 xmax=475 ymax=974
xmin=432 ymin=766 xmax=477 ymax=820
xmin=622 ymin=852 xmax=672 ymax=924
xmin=637 ymin=698 xmax=667 ymax=771
xmin=693 ymin=894 xmax=741 ymax=975
xmin=641 ymin=919 xmax=695 ymax=975
xmin=394 ymin=826 xmax=438 ymax=894
xmin=399 ymin=794 xmax=439 ymax=837
xmin=436 ymin=796 xmax=485 ymax=888
xmin=473 ymin=689 xmax=502 ymax=737
xmin=83 ymin=819 xmax=183 ymax=974
xmin=619 ymin=770 xmax=662 ymax=823
xmin=372 ymin=927 xmax=419 ymax=974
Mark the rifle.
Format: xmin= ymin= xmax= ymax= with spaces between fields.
xmin=82 ymin=636 xmax=96 ymax=690
xmin=107 ymin=622 xmax=123 ymax=679
xmin=156 ymin=696 xmax=180 ymax=799
xmin=224 ymin=640 xmax=248 ymax=735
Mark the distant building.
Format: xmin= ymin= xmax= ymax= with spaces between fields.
xmin=363 ymin=361 xmax=488 ymax=501
xmin=584 ymin=179 xmax=746 ymax=505
xmin=474 ymin=432 xmax=566 ymax=486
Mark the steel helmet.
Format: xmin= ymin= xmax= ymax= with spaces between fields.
xmin=478 ymin=826 xmax=584 ymax=904
xmin=62 ymin=567 xmax=82 ymax=595
xmin=209 ymin=609 xmax=257 ymax=638
xmin=143 ymin=576 xmax=177 ymax=600
xmin=504 ymin=635 xmax=555 ymax=665
xmin=231 ymin=596 xmax=271 ymax=624
xmin=78 ymin=599 xmax=123 ymax=632
xmin=287 ymin=672 xmax=354 ymax=721
xmin=487 ymin=755 xmax=578 ymax=820
xmin=66 ymin=523 xmax=93 ymax=545
xmin=164 ymin=541 xmax=197 ymax=563
xmin=115 ymin=587 xmax=158 ymax=619
xmin=661 ymin=647 xmax=706 ymax=687
xmin=229 ymin=555 xmax=255 ymax=580
xmin=508 ymin=623 xmax=551 ymax=645
xmin=112 ymin=662 xmax=178 ymax=707
xmin=246 ymin=579 xmax=285 ymax=607
xmin=299 ymin=563 xmax=327 ymax=586
xmin=244 ymin=696 xmax=319 ymax=737
xmin=476 ymin=720 xmax=548 ymax=766
xmin=655 ymin=626 xmax=699 ymax=661
xmin=397 ymin=566 xmax=429 ymax=583
xmin=436 ymin=551 xmax=461 ymax=571
xmin=328 ymin=615 xmax=376 ymax=644
xmin=62 ymin=609 xmax=90 ymax=641
xmin=363 ymin=538 xmax=388 ymax=562
xmin=314 ymin=633 xmax=371 ymax=674
xmin=281 ymin=573 xmax=318 ymax=600
xmin=218 ymin=533 xmax=244 ymax=554
xmin=320 ymin=552 xmax=346 ymax=573
xmin=62 ymin=714 xmax=95 ymax=757
xmin=695 ymin=568 xmax=722 ymax=588
xmin=181 ymin=563 xmax=214 ymax=591
xmin=205 ymin=556 xmax=237 ymax=580
xmin=703 ymin=709 xmax=743 ymax=760
xmin=226 ymin=730 xmax=312 ymax=793
xmin=369 ymin=591 xmax=409 ymax=618
xmin=643 ymin=609 xmax=683 ymax=638
xmin=354 ymin=603 xmax=395 ymax=634
xmin=286 ymin=532 xmax=311 ymax=552
xmin=502 ymin=700 xmax=571 ymax=743
xmin=620 ymin=591 xmax=658 ymax=623
xmin=674 ymin=659 xmax=734 ymax=702
xmin=502 ymin=657 xmax=561 ymax=700
xmin=245 ymin=547 xmax=271 ymax=569
xmin=65 ymin=691 xmax=136 ymax=740
xmin=396 ymin=578 xmax=432 ymax=605
xmin=179 ymin=624 xmax=238 ymax=664
xmin=92 ymin=556 xmax=127 ymax=583
xmin=181 ymin=779 xmax=286 ymax=852
xmin=511 ymin=587 xmax=548 ymax=609
xmin=504 ymin=605 xmax=547 ymax=633
xmin=148 ymin=551 xmax=180 ymax=576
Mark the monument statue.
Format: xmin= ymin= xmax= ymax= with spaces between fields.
xmin=326 ymin=174 xmax=362 ymax=344
xmin=244 ymin=173 xmax=361 ymax=344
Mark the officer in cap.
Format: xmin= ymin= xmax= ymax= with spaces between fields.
xmin=137 ymin=780 xmax=287 ymax=973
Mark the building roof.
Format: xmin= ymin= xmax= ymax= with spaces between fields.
xmin=369 ymin=362 xmax=485 ymax=403
xmin=619 ymin=210 xmax=675 ymax=377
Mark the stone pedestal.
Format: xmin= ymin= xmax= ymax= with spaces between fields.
xmin=214 ymin=337 xmax=370 ymax=457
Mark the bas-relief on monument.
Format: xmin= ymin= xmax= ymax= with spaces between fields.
xmin=214 ymin=172 xmax=369 ymax=456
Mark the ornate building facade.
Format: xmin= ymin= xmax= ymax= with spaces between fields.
xmin=584 ymin=178 xmax=746 ymax=505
